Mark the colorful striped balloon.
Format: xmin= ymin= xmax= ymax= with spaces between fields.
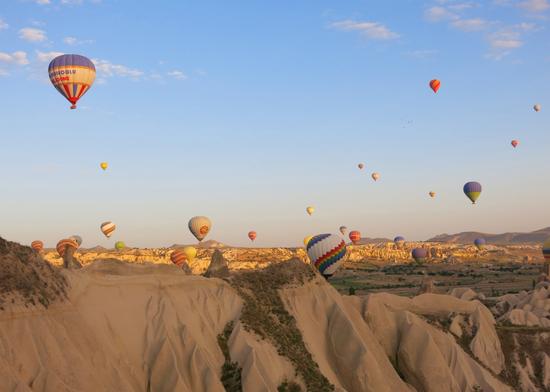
xmin=48 ymin=54 xmax=95 ymax=110
xmin=56 ymin=238 xmax=79 ymax=257
xmin=542 ymin=239 xmax=550 ymax=260
xmin=100 ymin=221 xmax=116 ymax=238
xmin=170 ymin=249 xmax=188 ymax=267
xmin=429 ymin=79 xmax=440 ymax=93
xmin=303 ymin=235 xmax=313 ymax=247
xmin=349 ymin=231 xmax=361 ymax=245
xmin=306 ymin=233 xmax=347 ymax=278
xmin=31 ymin=240 xmax=44 ymax=252
xmin=412 ymin=248 xmax=428 ymax=264
xmin=188 ymin=216 xmax=211 ymax=242
xmin=463 ymin=181 xmax=482 ymax=204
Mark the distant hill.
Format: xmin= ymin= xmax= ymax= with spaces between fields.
xmin=427 ymin=227 xmax=550 ymax=244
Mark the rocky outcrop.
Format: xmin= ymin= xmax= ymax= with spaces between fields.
xmin=204 ymin=250 xmax=230 ymax=278
xmin=417 ymin=276 xmax=436 ymax=294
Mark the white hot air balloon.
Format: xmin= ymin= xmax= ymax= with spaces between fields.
xmin=306 ymin=233 xmax=347 ymax=278
xmin=188 ymin=216 xmax=212 ymax=242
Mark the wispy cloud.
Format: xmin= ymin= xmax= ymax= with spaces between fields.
xmin=19 ymin=27 xmax=47 ymax=42
xmin=425 ymin=6 xmax=459 ymax=22
xmin=34 ymin=0 xmax=51 ymax=4
xmin=518 ymin=0 xmax=550 ymax=12
xmin=92 ymin=59 xmax=144 ymax=79
xmin=451 ymin=18 xmax=491 ymax=31
xmin=330 ymin=20 xmax=400 ymax=40
xmin=0 ymin=18 xmax=8 ymax=30
xmin=63 ymin=36 xmax=94 ymax=45
xmin=167 ymin=70 xmax=187 ymax=80
xmin=36 ymin=50 xmax=64 ymax=63
xmin=404 ymin=49 xmax=438 ymax=59
xmin=0 ymin=51 xmax=30 ymax=65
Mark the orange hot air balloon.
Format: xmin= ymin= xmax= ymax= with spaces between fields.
xmin=511 ymin=140 xmax=519 ymax=148
xmin=170 ymin=249 xmax=188 ymax=267
xmin=31 ymin=240 xmax=44 ymax=252
xmin=429 ymin=79 xmax=440 ymax=93
xmin=349 ymin=231 xmax=361 ymax=245
xmin=429 ymin=191 xmax=436 ymax=198
xmin=56 ymin=238 xmax=79 ymax=257
xmin=248 ymin=231 xmax=257 ymax=242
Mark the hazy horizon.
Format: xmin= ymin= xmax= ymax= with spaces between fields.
xmin=1 ymin=0 xmax=549 ymax=248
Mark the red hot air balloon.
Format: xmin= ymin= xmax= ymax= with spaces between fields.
xmin=56 ymin=238 xmax=79 ymax=257
xmin=31 ymin=240 xmax=44 ymax=252
xmin=349 ymin=231 xmax=361 ymax=245
xmin=429 ymin=79 xmax=441 ymax=93
xmin=511 ymin=140 xmax=519 ymax=148
xmin=248 ymin=231 xmax=257 ymax=242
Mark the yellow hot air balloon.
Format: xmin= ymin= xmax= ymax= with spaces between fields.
xmin=183 ymin=246 xmax=197 ymax=262
xmin=100 ymin=162 xmax=108 ymax=171
xmin=304 ymin=235 xmax=313 ymax=247
xmin=306 ymin=206 xmax=315 ymax=216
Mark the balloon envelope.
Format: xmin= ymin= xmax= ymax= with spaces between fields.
xmin=543 ymin=239 xmax=550 ymax=260
xmin=188 ymin=216 xmax=211 ymax=242
xmin=56 ymin=238 xmax=79 ymax=257
xmin=412 ymin=248 xmax=428 ymax=264
xmin=248 ymin=231 xmax=257 ymax=241
xmin=534 ymin=104 xmax=541 ymax=112
xmin=115 ymin=241 xmax=125 ymax=250
xmin=303 ymin=235 xmax=313 ymax=247
xmin=306 ymin=233 xmax=346 ymax=277
xmin=100 ymin=162 xmax=108 ymax=170
xmin=339 ymin=226 xmax=347 ymax=235
xmin=349 ymin=231 xmax=361 ymax=244
xmin=31 ymin=240 xmax=44 ymax=252
xmin=371 ymin=172 xmax=380 ymax=181
xmin=171 ymin=246 xmax=197 ymax=266
xmin=463 ymin=181 xmax=482 ymax=204
xmin=358 ymin=163 xmax=364 ymax=170
xmin=48 ymin=54 xmax=96 ymax=109
xmin=100 ymin=221 xmax=116 ymax=238
xmin=474 ymin=238 xmax=486 ymax=250
xmin=429 ymin=191 xmax=436 ymax=198
xmin=429 ymin=79 xmax=441 ymax=93
xmin=394 ymin=236 xmax=405 ymax=246
xmin=306 ymin=206 xmax=314 ymax=216
xmin=69 ymin=235 xmax=82 ymax=246
xmin=511 ymin=140 xmax=519 ymax=148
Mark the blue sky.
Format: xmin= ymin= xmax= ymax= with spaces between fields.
xmin=0 ymin=0 xmax=549 ymax=248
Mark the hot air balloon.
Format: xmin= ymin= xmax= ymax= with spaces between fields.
xmin=394 ymin=236 xmax=405 ymax=248
xmin=115 ymin=241 xmax=125 ymax=251
xmin=306 ymin=233 xmax=347 ymax=278
xmin=412 ymin=248 xmax=428 ymax=264
xmin=463 ymin=181 xmax=482 ymax=204
xmin=188 ymin=216 xmax=211 ymax=242
xmin=100 ymin=221 xmax=116 ymax=238
xmin=511 ymin=140 xmax=519 ymax=148
xmin=48 ymin=54 xmax=96 ymax=110
xmin=31 ymin=240 xmax=44 ymax=252
xmin=429 ymin=191 xmax=436 ymax=198
xmin=349 ymin=231 xmax=361 ymax=245
xmin=303 ymin=235 xmax=313 ymax=247
xmin=358 ymin=163 xmax=364 ymax=170
xmin=339 ymin=226 xmax=347 ymax=236
xmin=248 ymin=231 xmax=257 ymax=242
xmin=171 ymin=246 xmax=197 ymax=267
xmin=534 ymin=104 xmax=541 ymax=112
xmin=69 ymin=235 xmax=82 ymax=246
xmin=100 ymin=162 xmax=108 ymax=171
xmin=306 ymin=206 xmax=315 ymax=216
xmin=542 ymin=239 xmax=550 ymax=260
xmin=474 ymin=238 xmax=486 ymax=250
xmin=56 ymin=238 xmax=79 ymax=257
xmin=429 ymin=79 xmax=441 ymax=93
xmin=371 ymin=172 xmax=380 ymax=182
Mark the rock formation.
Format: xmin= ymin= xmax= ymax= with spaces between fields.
xmin=204 ymin=249 xmax=230 ymax=278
